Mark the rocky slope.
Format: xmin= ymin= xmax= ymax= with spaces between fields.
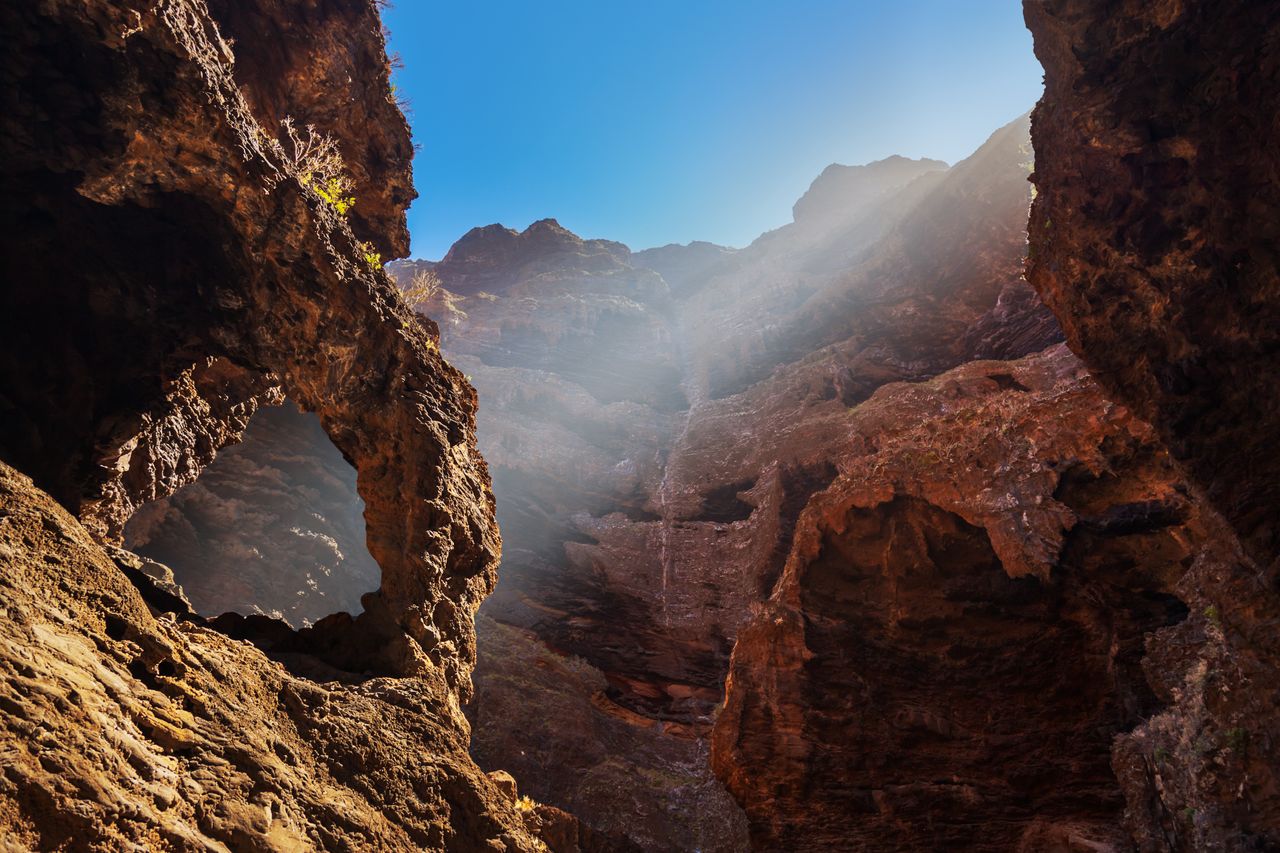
xmin=0 ymin=0 xmax=560 ymax=848
xmin=0 ymin=460 xmax=543 ymax=850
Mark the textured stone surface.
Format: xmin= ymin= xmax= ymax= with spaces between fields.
xmin=710 ymin=344 xmax=1276 ymax=851
xmin=0 ymin=0 xmax=498 ymax=688
xmin=1024 ymin=0 xmax=1280 ymax=570
xmin=0 ymin=461 xmax=544 ymax=851
xmin=470 ymin=617 xmax=745 ymax=852
xmin=0 ymin=0 xmax=549 ymax=849
xmin=1024 ymin=2 xmax=1280 ymax=848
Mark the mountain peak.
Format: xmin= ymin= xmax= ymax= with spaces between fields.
xmin=792 ymin=155 xmax=949 ymax=228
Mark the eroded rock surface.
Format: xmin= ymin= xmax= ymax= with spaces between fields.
xmin=1024 ymin=0 xmax=1280 ymax=570
xmin=1023 ymin=2 xmax=1280 ymax=848
xmin=711 ymin=345 xmax=1277 ymax=851
xmin=0 ymin=461 xmax=543 ymax=851
xmin=124 ymin=402 xmax=380 ymax=627
xmin=0 ymin=0 xmax=544 ymax=848
xmin=0 ymin=0 xmax=497 ymax=687
xmin=383 ymin=115 xmax=1065 ymax=849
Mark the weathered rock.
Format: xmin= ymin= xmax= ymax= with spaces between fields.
xmin=0 ymin=0 xmax=547 ymax=848
xmin=470 ymin=617 xmax=748 ymax=853
xmin=0 ymin=0 xmax=498 ymax=689
xmin=1024 ymin=0 xmax=1280 ymax=571
xmin=710 ymin=344 xmax=1274 ymax=850
xmin=1025 ymin=2 xmax=1280 ymax=848
xmin=0 ymin=460 xmax=543 ymax=851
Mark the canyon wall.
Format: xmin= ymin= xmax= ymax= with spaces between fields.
xmin=0 ymin=0 xmax=565 ymax=848
xmin=385 ymin=115 xmax=1070 ymax=849
xmin=1024 ymin=0 xmax=1280 ymax=572
xmin=1022 ymin=0 xmax=1280 ymax=848
xmin=17 ymin=0 xmax=1275 ymax=848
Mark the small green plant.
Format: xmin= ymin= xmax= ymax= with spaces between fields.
xmin=1204 ymin=604 xmax=1221 ymax=627
xmin=515 ymin=794 xmax=536 ymax=813
xmin=1153 ymin=746 xmax=1169 ymax=762
xmin=278 ymin=117 xmax=356 ymax=216
xmin=1182 ymin=806 xmax=1197 ymax=822
xmin=356 ymin=241 xmax=382 ymax=269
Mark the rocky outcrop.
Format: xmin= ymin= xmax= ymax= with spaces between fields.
xmin=1024 ymin=0 xmax=1280 ymax=571
xmin=711 ymin=344 xmax=1275 ymax=851
xmin=0 ymin=0 xmax=541 ymax=848
xmin=0 ymin=0 xmax=497 ymax=688
xmin=0 ymin=460 xmax=545 ymax=850
xmin=1024 ymin=2 xmax=1280 ymax=848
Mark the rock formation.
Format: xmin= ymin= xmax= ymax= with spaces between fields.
xmin=2 ymin=0 xmax=498 ymax=687
xmin=124 ymin=402 xmax=380 ymax=627
xmin=1023 ymin=1 xmax=1280 ymax=849
xmin=1024 ymin=0 xmax=1280 ymax=573
xmin=7 ymin=0 xmax=1275 ymax=849
xmin=0 ymin=459 xmax=542 ymax=850
xmin=0 ymin=0 xmax=559 ymax=848
xmin=710 ymin=344 xmax=1276 ymax=850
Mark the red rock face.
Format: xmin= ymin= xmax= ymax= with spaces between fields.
xmin=711 ymin=345 xmax=1223 ymax=849
xmin=1024 ymin=2 xmax=1280 ymax=848
xmin=0 ymin=0 xmax=496 ymax=688
xmin=1023 ymin=0 xmax=1280 ymax=571
xmin=378 ymin=115 xmax=1068 ymax=849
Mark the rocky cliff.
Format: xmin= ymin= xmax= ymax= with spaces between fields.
xmin=1023 ymin=1 xmax=1280 ymax=848
xmin=1024 ymin=0 xmax=1280 ymax=573
xmin=385 ymin=116 xmax=1064 ymax=849
xmin=711 ymin=343 xmax=1273 ymax=850
xmin=0 ymin=0 xmax=562 ymax=848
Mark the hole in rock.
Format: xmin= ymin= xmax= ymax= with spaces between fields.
xmin=123 ymin=401 xmax=379 ymax=629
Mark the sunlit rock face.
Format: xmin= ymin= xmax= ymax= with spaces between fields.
xmin=1024 ymin=1 xmax=1280 ymax=849
xmin=710 ymin=344 xmax=1228 ymax=850
xmin=0 ymin=0 xmax=548 ymax=848
xmin=123 ymin=402 xmax=380 ymax=627
xmin=387 ymin=113 xmax=1065 ymax=850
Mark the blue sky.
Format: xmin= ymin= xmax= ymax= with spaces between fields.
xmin=383 ymin=1 xmax=1043 ymax=259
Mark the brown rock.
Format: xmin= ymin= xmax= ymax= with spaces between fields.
xmin=0 ymin=0 xmax=497 ymax=689
xmin=1024 ymin=0 xmax=1280 ymax=570
xmin=0 ymin=460 xmax=540 ymax=850
xmin=710 ymin=345 xmax=1263 ymax=850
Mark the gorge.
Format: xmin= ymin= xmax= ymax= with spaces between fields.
xmin=1 ymin=0 xmax=1278 ymax=851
